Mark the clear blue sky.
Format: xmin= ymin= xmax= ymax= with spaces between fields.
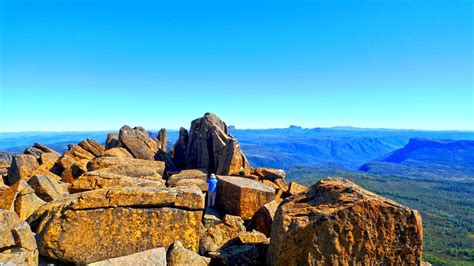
xmin=0 ymin=0 xmax=472 ymax=131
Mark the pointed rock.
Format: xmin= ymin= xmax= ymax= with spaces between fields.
xmin=186 ymin=113 xmax=251 ymax=175
xmin=157 ymin=128 xmax=167 ymax=153
xmin=172 ymin=127 xmax=189 ymax=169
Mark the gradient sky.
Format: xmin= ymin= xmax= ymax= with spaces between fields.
xmin=0 ymin=0 xmax=472 ymax=132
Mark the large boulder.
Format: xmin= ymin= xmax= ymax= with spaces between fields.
xmin=199 ymin=215 xmax=246 ymax=254
xmin=267 ymin=177 xmax=424 ymax=265
xmin=217 ymin=175 xmax=275 ymax=220
xmin=88 ymin=157 xmax=165 ymax=179
xmin=186 ymin=113 xmax=251 ymax=176
xmin=0 ymin=209 xmax=38 ymax=265
xmin=29 ymin=186 xmax=204 ymax=264
xmin=118 ymin=125 xmax=159 ymax=160
xmin=167 ymin=241 xmax=210 ymax=266
xmin=88 ymin=247 xmax=166 ymax=266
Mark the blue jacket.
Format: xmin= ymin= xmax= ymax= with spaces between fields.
xmin=207 ymin=178 xmax=217 ymax=193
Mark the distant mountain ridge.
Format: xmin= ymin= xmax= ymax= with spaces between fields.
xmin=360 ymin=138 xmax=474 ymax=180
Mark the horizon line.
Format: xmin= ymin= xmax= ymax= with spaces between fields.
xmin=1 ymin=125 xmax=473 ymax=134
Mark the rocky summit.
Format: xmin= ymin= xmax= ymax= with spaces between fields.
xmin=0 ymin=113 xmax=425 ymax=265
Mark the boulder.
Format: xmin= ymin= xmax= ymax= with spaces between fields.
xmin=214 ymin=244 xmax=268 ymax=266
xmin=30 ymin=186 xmax=204 ymax=264
xmin=287 ymin=181 xmax=308 ymax=195
xmin=199 ymin=215 xmax=246 ymax=254
xmin=39 ymin=152 xmax=60 ymax=170
xmin=174 ymin=178 xmax=208 ymax=192
xmin=267 ymin=177 xmax=424 ymax=265
xmin=27 ymin=174 xmax=69 ymax=201
xmin=254 ymin=168 xmax=285 ymax=181
xmin=203 ymin=208 xmax=223 ymax=229
xmin=101 ymin=147 xmax=133 ymax=158
xmin=186 ymin=113 xmax=251 ymax=176
xmin=118 ymin=125 xmax=159 ymax=160
xmin=88 ymin=157 xmax=165 ymax=179
xmin=249 ymin=199 xmax=281 ymax=237
xmin=237 ymin=230 xmax=269 ymax=245
xmin=14 ymin=184 xmax=46 ymax=220
xmin=0 ymin=209 xmax=38 ymax=265
xmin=0 ymin=158 xmax=10 ymax=176
xmin=79 ymin=139 xmax=105 ymax=157
xmin=88 ymin=247 xmax=166 ymax=266
xmin=7 ymin=154 xmax=39 ymax=184
xmin=70 ymin=171 xmax=165 ymax=192
xmin=0 ymin=180 xmax=46 ymax=220
xmin=23 ymin=147 xmax=44 ymax=159
xmin=217 ymin=175 xmax=275 ymax=220
xmin=157 ymin=128 xmax=167 ymax=152
xmin=273 ymin=178 xmax=289 ymax=193
xmin=105 ymin=133 xmax=120 ymax=149
xmin=167 ymin=241 xmax=210 ymax=266
xmin=172 ymin=127 xmax=189 ymax=169
xmin=65 ymin=144 xmax=96 ymax=161
xmin=33 ymin=143 xmax=61 ymax=156
xmin=167 ymin=169 xmax=208 ymax=187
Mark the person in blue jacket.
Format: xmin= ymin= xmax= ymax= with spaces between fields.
xmin=207 ymin=173 xmax=218 ymax=208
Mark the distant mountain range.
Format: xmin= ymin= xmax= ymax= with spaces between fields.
xmin=359 ymin=138 xmax=474 ymax=181
xmin=1 ymin=127 xmax=474 ymax=171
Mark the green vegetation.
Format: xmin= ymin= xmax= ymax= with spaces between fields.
xmin=287 ymin=165 xmax=474 ymax=266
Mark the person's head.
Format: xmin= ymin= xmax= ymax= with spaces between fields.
xmin=210 ymin=173 xmax=216 ymax=179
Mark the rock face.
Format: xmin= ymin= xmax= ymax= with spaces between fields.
xmin=89 ymin=247 xmax=167 ymax=266
xmin=186 ymin=113 xmax=251 ymax=175
xmin=0 ymin=209 xmax=38 ymax=265
xmin=30 ymin=186 xmax=204 ymax=264
xmin=119 ymin=125 xmax=159 ymax=160
xmin=267 ymin=177 xmax=424 ymax=266
xmin=217 ymin=175 xmax=275 ymax=220
xmin=167 ymin=241 xmax=210 ymax=266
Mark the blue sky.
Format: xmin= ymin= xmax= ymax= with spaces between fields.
xmin=0 ymin=0 xmax=472 ymax=131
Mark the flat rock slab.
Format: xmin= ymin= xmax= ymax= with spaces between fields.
xmin=88 ymin=247 xmax=166 ymax=266
xmin=217 ymin=175 xmax=275 ymax=220
xmin=30 ymin=186 xmax=204 ymax=264
xmin=267 ymin=177 xmax=423 ymax=266
xmin=88 ymin=157 xmax=165 ymax=179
